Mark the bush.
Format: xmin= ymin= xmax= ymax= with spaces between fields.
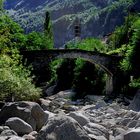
xmin=0 ymin=49 xmax=41 ymax=101
xmin=67 ymin=38 xmax=106 ymax=52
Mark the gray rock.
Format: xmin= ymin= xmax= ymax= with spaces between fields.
xmin=0 ymin=126 xmax=10 ymax=133
xmin=68 ymin=112 xmax=89 ymax=126
xmin=0 ymin=136 xmax=24 ymax=140
xmin=119 ymin=118 xmax=131 ymax=126
xmin=115 ymin=134 xmax=124 ymax=140
xmin=95 ymin=101 xmax=107 ymax=109
xmin=88 ymin=134 xmax=107 ymax=140
xmin=0 ymin=129 xmax=17 ymax=136
xmin=129 ymin=89 xmax=140 ymax=111
xmin=135 ymin=121 xmax=140 ymax=128
xmin=84 ymin=95 xmax=104 ymax=102
xmin=44 ymin=85 xmax=56 ymax=96
xmin=56 ymin=90 xmax=76 ymax=99
xmin=8 ymin=136 xmax=25 ymax=140
xmin=0 ymin=101 xmax=48 ymax=131
xmin=124 ymin=128 xmax=140 ymax=140
xmin=127 ymin=120 xmax=138 ymax=128
xmin=109 ymin=135 xmax=115 ymax=140
xmin=23 ymin=134 xmax=35 ymax=140
xmin=44 ymin=110 xmax=55 ymax=118
xmin=5 ymin=117 xmax=33 ymax=135
xmin=83 ymin=123 xmax=108 ymax=138
xmin=37 ymin=115 xmax=91 ymax=140
xmin=0 ymin=136 xmax=8 ymax=140
xmin=124 ymin=110 xmax=137 ymax=118
xmin=113 ymin=127 xmax=126 ymax=137
xmin=29 ymin=131 xmax=38 ymax=138
xmin=39 ymin=98 xmax=51 ymax=111
xmin=62 ymin=104 xmax=79 ymax=112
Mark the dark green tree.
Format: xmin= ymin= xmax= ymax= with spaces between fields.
xmin=44 ymin=11 xmax=54 ymax=49
xmin=0 ymin=0 xmax=3 ymax=12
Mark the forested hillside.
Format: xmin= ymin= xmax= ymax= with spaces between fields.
xmin=4 ymin=0 xmax=139 ymax=47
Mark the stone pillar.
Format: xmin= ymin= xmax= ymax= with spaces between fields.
xmin=106 ymin=75 xmax=113 ymax=95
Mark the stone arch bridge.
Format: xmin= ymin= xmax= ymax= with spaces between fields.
xmin=21 ymin=49 xmax=121 ymax=95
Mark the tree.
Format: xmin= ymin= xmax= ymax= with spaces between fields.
xmin=0 ymin=14 xmax=25 ymax=50
xmin=0 ymin=0 xmax=3 ymax=12
xmin=44 ymin=11 xmax=54 ymax=49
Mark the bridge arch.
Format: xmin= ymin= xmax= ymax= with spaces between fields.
xmin=51 ymin=53 xmax=113 ymax=77
xmin=21 ymin=49 xmax=120 ymax=95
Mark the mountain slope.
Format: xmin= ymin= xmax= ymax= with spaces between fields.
xmin=4 ymin=0 xmax=139 ymax=47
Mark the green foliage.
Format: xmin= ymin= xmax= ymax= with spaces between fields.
xmin=107 ymin=15 xmax=137 ymax=50
xmin=6 ymin=0 xmax=135 ymax=32
xmin=26 ymin=32 xmax=46 ymax=50
xmin=106 ymin=0 xmax=134 ymax=12
xmin=0 ymin=49 xmax=41 ymax=101
xmin=0 ymin=0 xmax=4 ymax=11
xmin=72 ymin=59 xmax=105 ymax=98
xmin=49 ymin=59 xmax=64 ymax=84
xmin=49 ymin=37 xmax=107 ymax=97
xmin=49 ymin=57 xmax=105 ymax=98
xmin=0 ymin=13 xmax=43 ymax=101
xmin=0 ymin=14 xmax=24 ymax=49
xmin=129 ymin=78 xmax=140 ymax=88
xmin=120 ymin=15 xmax=140 ymax=72
xmin=107 ymin=13 xmax=140 ymax=92
xmin=49 ymin=59 xmax=75 ymax=94
xmin=107 ymin=45 xmax=127 ymax=55
xmin=67 ymin=38 xmax=106 ymax=52
xmin=0 ymin=14 xmax=53 ymax=51
xmin=43 ymin=11 xmax=54 ymax=49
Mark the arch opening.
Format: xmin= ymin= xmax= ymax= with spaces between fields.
xmin=49 ymin=57 xmax=113 ymax=96
xmin=51 ymin=54 xmax=113 ymax=77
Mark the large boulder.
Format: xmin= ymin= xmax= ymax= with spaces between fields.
xmin=68 ymin=112 xmax=89 ymax=126
xmin=0 ymin=129 xmax=24 ymax=140
xmin=124 ymin=128 xmax=140 ymax=140
xmin=39 ymin=98 xmax=51 ymax=111
xmin=5 ymin=117 xmax=33 ymax=135
xmin=44 ymin=85 xmax=56 ymax=96
xmin=56 ymin=90 xmax=76 ymax=99
xmin=37 ymin=115 xmax=91 ymax=140
xmin=0 ymin=101 xmax=48 ymax=131
xmin=129 ymin=89 xmax=140 ymax=111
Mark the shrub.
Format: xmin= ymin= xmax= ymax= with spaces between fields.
xmin=0 ymin=49 xmax=41 ymax=101
xmin=67 ymin=38 xmax=106 ymax=52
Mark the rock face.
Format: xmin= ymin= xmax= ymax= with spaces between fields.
xmin=37 ymin=115 xmax=91 ymax=140
xmin=0 ymin=101 xmax=48 ymax=131
xmin=5 ymin=117 xmax=33 ymax=135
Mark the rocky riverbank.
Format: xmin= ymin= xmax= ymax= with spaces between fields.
xmin=0 ymin=90 xmax=140 ymax=140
